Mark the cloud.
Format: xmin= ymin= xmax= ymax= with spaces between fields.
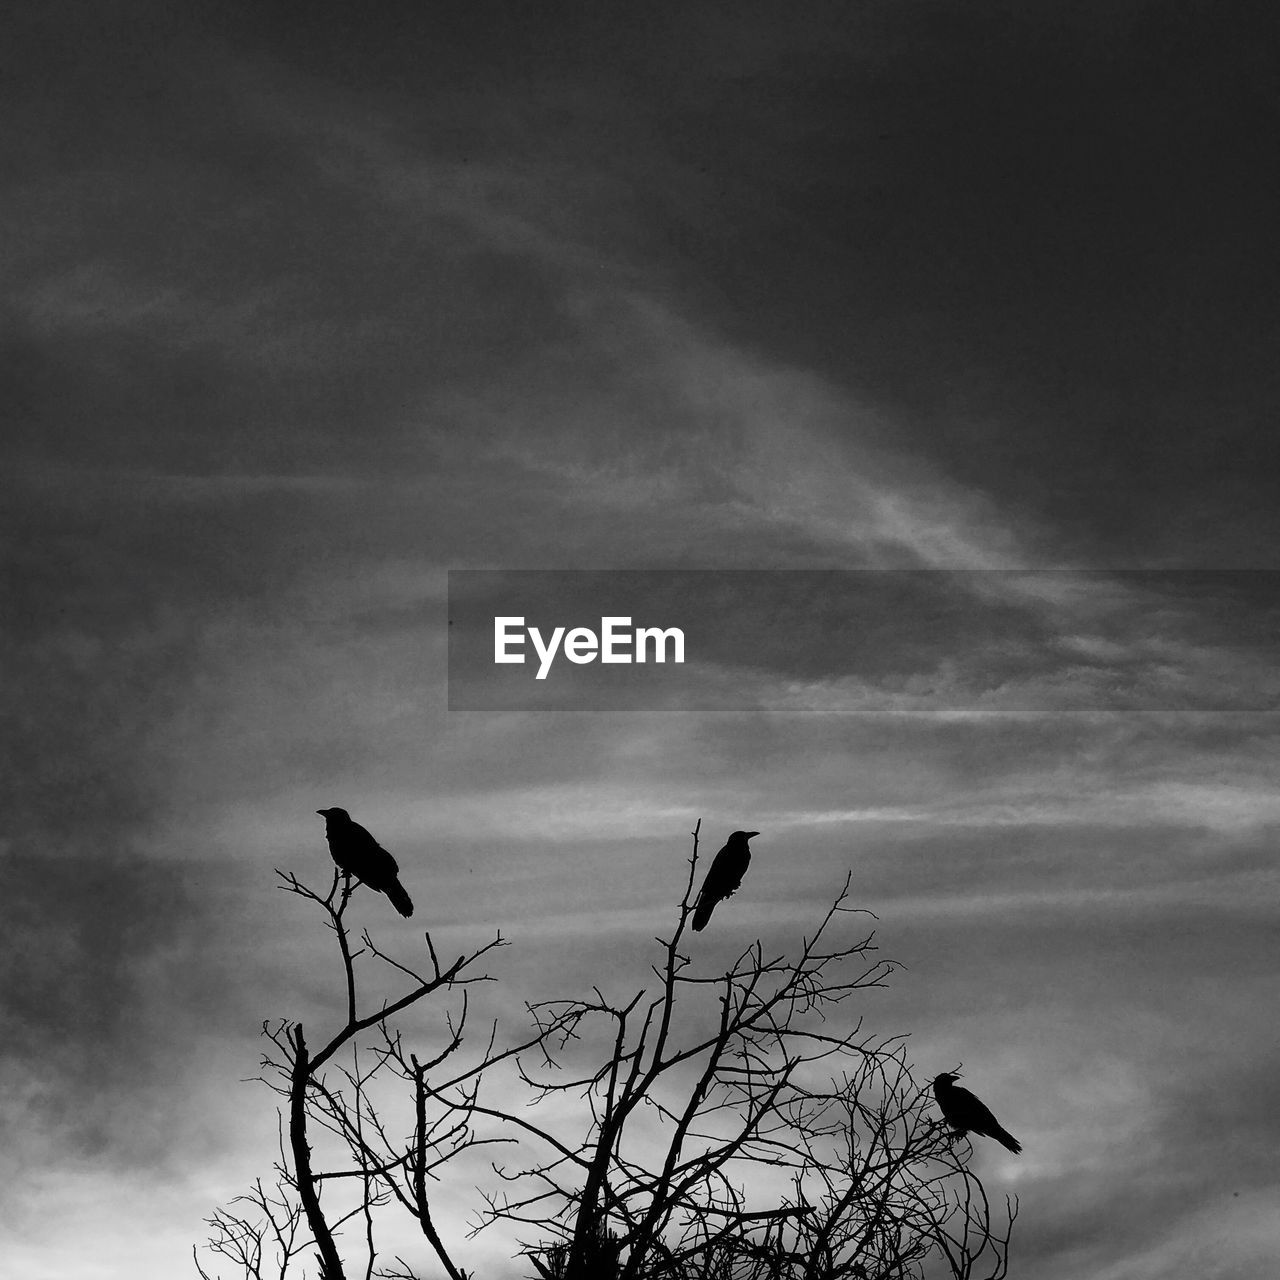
xmin=0 ymin=846 xmax=240 ymax=1182
xmin=4 ymin=13 xmax=1278 ymax=1278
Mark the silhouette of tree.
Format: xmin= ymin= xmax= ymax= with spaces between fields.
xmin=484 ymin=821 xmax=1016 ymax=1280
xmin=195 ymin=865 xmax=565 ymax=1280
xmin=197 ymin=822 xmax=1016 ymax=1280
xmin=198 ymin=1162 xmax=307 ymax=1280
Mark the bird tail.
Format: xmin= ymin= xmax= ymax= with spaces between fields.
xmin=385 ymin=878 xmax=414 ymax=918
xmin=691 ymin=896 xmax=714 ymax=932
xmin=993 ymin=1126 xmax=1021 ymax=1154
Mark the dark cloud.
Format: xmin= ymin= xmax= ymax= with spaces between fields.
xmin=0 ymin=849 xmax=210 ymax=1156
xmin=9 ymin=2 xmax=1278 ymax=566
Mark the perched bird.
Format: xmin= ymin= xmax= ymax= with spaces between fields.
xmin=691 ymin=830 xmax=758 ymax=932
xmin=316 ymin=808 xmax=414 ymax=917
xmin=932 ymin=1072 xmax=1021 ymax=1154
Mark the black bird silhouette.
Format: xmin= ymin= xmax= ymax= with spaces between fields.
xmin=316 ymin=808 xmax=414 ymax=917
xmin=932 ymin=1073 xmax=1021 ymax=1153
xmin=691 ymin=830 xmax=758 ymax=931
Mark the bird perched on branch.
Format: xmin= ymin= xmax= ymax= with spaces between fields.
xmin=691 ymin=830 xmax=758 ymax=931
xmin=932 ymin=1072 xmax=1021 ymax=1153
xmin=316 ymin=808 xmax=414 ymax=917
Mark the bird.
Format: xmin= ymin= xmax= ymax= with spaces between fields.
xmin=691 ymin=830 xmax=758 ymax=931
xmin=932 ymin=1072 xmax=1021 ymax=1154
xmin=316 ymin=808 xmax=414 ymax=917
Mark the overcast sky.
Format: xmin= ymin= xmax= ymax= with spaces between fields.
xmin=4 ymin=2 xmax=1279 ymax=1277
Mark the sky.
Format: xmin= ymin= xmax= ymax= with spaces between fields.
xmin=3 ymin=1 xmax=1279 ymax=1276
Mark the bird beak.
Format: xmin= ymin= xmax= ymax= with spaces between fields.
xmin=746 ymin=831 xmax=760 ymax=838
xmin=316 ymin=809 xmax=327 ymax=815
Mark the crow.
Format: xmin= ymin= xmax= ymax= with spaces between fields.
xmin=316 ymin=808 xmax=414 ymax=917
xmin=691 ymin=830 xmax=758 ymax=931
xmin=932 ymin=1073 xmax=1021 ymax=1153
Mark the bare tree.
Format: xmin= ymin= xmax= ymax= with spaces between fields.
xmin=195 ymin=867 xmax=560 ymax=1280
xmin=196 ymin=1145 xmax=306 ymax=1280
xmin=198 ymin=825 xmax=1016 ymax=1280
xmin=473 ymin=822 xmax=1015 ymax=1280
